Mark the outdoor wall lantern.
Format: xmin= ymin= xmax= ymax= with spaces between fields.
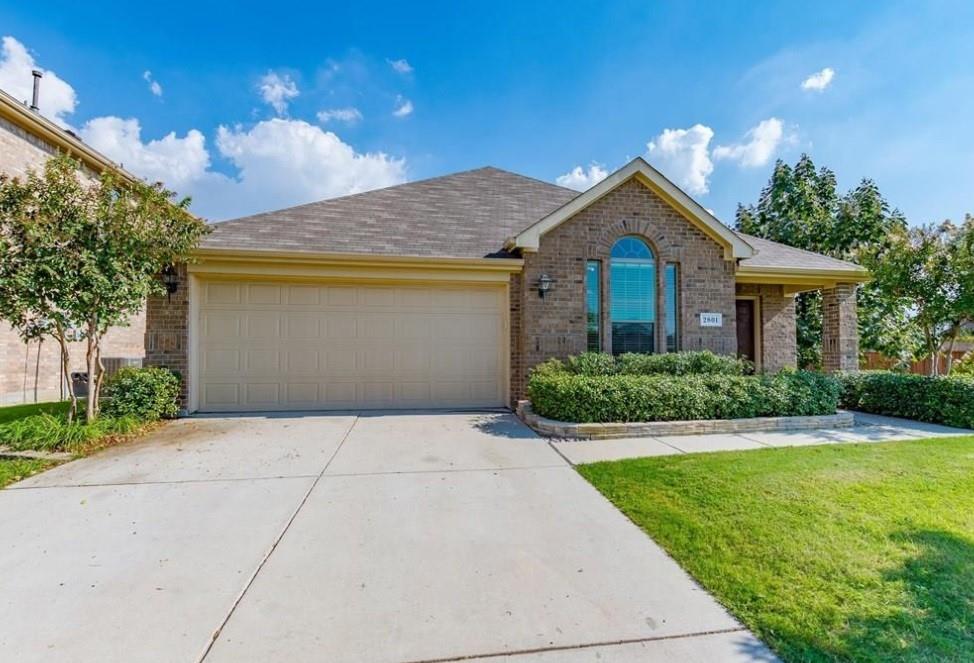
xmin=162 ymin=265 xmax=179 ymax=298
xmin=536 ymin=273 xmax=554 ymax=299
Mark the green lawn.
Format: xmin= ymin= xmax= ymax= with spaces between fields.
xmin=579 ymin=437 xmax=974 ymax=662
xmin=0 ymin=457 xmax=55 ymax=488
xmin=0 ymin=401 xmax=70 ymax=425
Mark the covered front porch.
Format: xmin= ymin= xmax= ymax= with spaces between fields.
xmin=734 ymin=278 xmax=863 ymax=373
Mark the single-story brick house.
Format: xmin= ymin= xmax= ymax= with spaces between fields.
xmin=146 ymin=158 xmax=867 ymax=413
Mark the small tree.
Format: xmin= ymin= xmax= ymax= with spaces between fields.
xmin=863 ymin=219 xmax=974 ymax=375
xmin=0 ymin=155 xmax=208 ymax=421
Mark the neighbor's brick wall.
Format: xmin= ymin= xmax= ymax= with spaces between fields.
xmin=511 ymin=178 xmax=738 ymax=402
xmin=144 ymin=264 xmax=190 ymax=407
xmin=822 ymin=284 xmax=859 ymax=372
xmin=0 ymin=115 xmax=146 ymax=405
xmin=735 ymin=283 xmax=797 ymax=373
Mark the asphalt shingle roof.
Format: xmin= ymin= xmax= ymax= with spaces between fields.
xmin=202 ymin=167 xmax=577 ymax=259
xmin=737 ymin=233 xmax=865 ymax=272
xmin=203 ymin=166 xmax=865 ymax=273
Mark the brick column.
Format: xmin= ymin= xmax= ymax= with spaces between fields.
xmin=821 ymin=284 xmax=859 ymax=372
xmin=144 ymin=263 xmax=190 ymax=408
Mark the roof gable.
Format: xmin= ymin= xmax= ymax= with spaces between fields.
xmin=509 ymin=157 xmax=754 ymax=260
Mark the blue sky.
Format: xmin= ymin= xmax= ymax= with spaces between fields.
xmin=2 ymin=1 xmax=972 ymax=225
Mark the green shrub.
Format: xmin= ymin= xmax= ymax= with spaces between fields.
xmin=952 ymin=352 xmax=974 ymax=377
xmin=839 ymin=371 xmax=974 ymax=429
xmin=0 ymin=413 xmax=142 ymax=452
xmin=615 ymin=351 xmax=752 ymax=376
xmin=527 ymin=370 xmax=840 ymax=423
xmin=101 ymin=367 xmax=181 ymax=421
xmin=565 ymin=352 xmax=618 ymax=376
xmin=533 ymin=351 xmax=751 ymax=379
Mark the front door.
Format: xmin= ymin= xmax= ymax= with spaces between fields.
xmin=736 ymin=299 xmax=756 ymax=364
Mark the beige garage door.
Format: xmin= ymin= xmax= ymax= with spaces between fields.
xmin=196 ymin=280 xmax=507 ymax=412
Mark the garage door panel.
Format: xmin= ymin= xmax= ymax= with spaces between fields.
xmin=204 ymin=383 xmax=240 ymax=406
xmin=286 ymin=285 xmax=320 ymax=306
xmin=285 ymin=383 xmax=319 ymax=403
xmin=247 ymin=284 xmax=282 ymax=305
xmin=245 ymin=349 xmax=281 ymax=374
xmin=203 ymin=312 xmax=241 ymax=339
xmin=245 ymin=313 xmax=281 ymax=338
xmin=198 ymin=280 xmax=505 ymax=411
xmin=205 ymin=283 xmax=242 ymax=305
xmin=285 ymin=351 xmax=320 ymax=376
xmin=285 ymin=312 xmax=320 ymax=338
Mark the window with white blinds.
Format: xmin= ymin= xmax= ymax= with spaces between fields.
xmin=610 ymin=237 xmax=656 ymax=355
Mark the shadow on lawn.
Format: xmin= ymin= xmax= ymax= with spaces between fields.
xmin=802 ymin=530 xmax=974 ymax=662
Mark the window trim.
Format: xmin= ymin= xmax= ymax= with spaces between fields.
xmin=664 ymin=263 xmax=680 ymax=353
xmin=585 ymin=260 xmax=602 ymax=352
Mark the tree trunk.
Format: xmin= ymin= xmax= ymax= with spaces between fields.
xmin=94 ymin=341 xmax=106 ymax=418
xmin=924 ymin=327 xmax=939 ymax=376
xmin=944 ymin=324 xmax=960 ymax=375
xmin=54 ymin=324 xmax=77 ymax=423
xmin=85 ymin=320 xmax=98 ymax=423
xmin=33 ymin=336 xmax=43 ymax=403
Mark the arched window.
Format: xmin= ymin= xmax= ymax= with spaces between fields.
xmin=610 ymin=237 xmax=656 ymax=354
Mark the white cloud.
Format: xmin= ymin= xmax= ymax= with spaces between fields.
xmin=214 ymin=119 xmax=404 ymax=212
xmin=646 ymin=124 xmax=715 ymax=194
xmin=258 ymin=71 xmax=298 ymax=116
xmin=0 ymin=35 xmax=77 ymax=126
xmin=82 ymin=115 xmax=406 ymax=220
xmin=556 ymin=163 xmax=608 ymax=191
xmin=388 ymin=58 xmax=413 ymax=74
xmin=801 ymin=67 xmax=835 ymax=91
xmin=392 ymin=95 xmax=413 ymax=118
xmin=316 ymin=107 xmax=363 ymax=124
xmin=142 ymin=70 xmax=162 ymax=97
xmin=712 ymin=118 xmax=785 ymax=167
xmin=80 ymin=116 xmax=210 ymax=188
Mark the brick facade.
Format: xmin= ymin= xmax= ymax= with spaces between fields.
xmin=143 ymin=264 xmax=190 ymax=407
xmin=822 ymin=284 xmax=859 ymax=372
xmin=510 ymin=178 xmax=738 ymax=401
xmin=140 ymin=177 xmax=816 ymax=413
xmin=734 ymin=283 xmax=798 ymax=373
xmin=0 ymin=116 xmax=146 ymax=405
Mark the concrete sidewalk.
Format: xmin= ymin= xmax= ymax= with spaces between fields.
xmin=553 ymin=412 xmax=973 ymax=465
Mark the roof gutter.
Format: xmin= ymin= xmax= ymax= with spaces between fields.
xmin=0 ymin=88 xmax=139 ymax=182
xmin=192 ymin=247 xmax=525 ymax=272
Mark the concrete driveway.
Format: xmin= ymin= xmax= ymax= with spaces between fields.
xmin=1 ymin=412 xmax=774 ymax=662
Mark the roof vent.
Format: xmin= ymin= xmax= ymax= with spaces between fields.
xmin=30 ymin=69 xmax=42 ymax=111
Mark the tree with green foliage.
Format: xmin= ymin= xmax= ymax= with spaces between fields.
xmin=862 ymin=218 xmax=974 ymax=375
xmin=736 ymin=155 xmax=914 ymax=367
xmin=0 ymin=154 xmax=208 ymax=421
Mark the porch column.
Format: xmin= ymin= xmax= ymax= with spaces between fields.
xmin=821 ymin=283 xmax=859 ymax=372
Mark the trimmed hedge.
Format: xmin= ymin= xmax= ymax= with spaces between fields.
xmin=839 ymin=371 xmax=974 ymax=429
xmin=535 ymin=350 xmax=752 ymax=378
xmin=528 ymin=370 xmax=841 ymax=423
xmin=101 ymin=367 xmax=181 ymax=421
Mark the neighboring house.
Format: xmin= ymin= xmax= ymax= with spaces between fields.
xmin=0 ymin=86 xmax=145 ymax=405
xmin=146 ymin=158 xmax=867 ymax=413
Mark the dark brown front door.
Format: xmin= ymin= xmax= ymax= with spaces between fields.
xmin=736 ymin=299 xmax=756 ymax=364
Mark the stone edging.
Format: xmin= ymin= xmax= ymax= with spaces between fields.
xmin=516 ymin=401 xmax=855 ymax=440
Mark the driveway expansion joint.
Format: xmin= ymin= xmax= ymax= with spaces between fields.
xmin=396 ymin=626 xmax=749 ymax=663
xmin=196 ymin=414 xmax=361 ymax=663
xmin=3 ymin=474 xmax=321 ymax=491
